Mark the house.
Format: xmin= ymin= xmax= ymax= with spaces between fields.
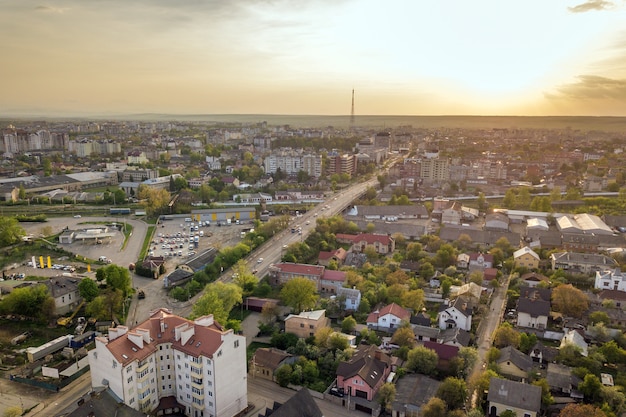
xmin=516 ymin=297 xmax=550 ymax=330
xmin=45 ymin=276 xmax=82 ymax=316
xmin=422 ymin=341 xmax=459 ymax=372
xmin=550 ymin=251 xmax=618 ymax=274
xmin=410 ymin=311 xmax=432 ymax=327
xmin=496 ymin=346 xmax=534 ymax=380
xmin=468 ymin=252 xmax=494 ymax=271
xmin=336 ymin=345 xmax=391 ymax=402
xmin=595 ymin=268 xmax=626 ymax=292
xmin=390 ymin=374 xmax=442 ymax=417
xmin=438 ymin=296 xmax=473 ymax=331
xmin=336 ymin=233 xmax=395 ymax=255
xmin=162 ymin=269 xmax=193 ymax=289
xmin=284 ymin=310 xmax=330 ymax=338
xmin=520 ymin=272 xmax=549 ymax=288
xmin=547 ymin=363 xmax=580 ymax=395
xmin=437 ymin=327 xmax=471 ymax=347
xmin=337 ymin=286 xmax=362 ymax=311
xmin=268 ymin=263 xmax=325 ymax=290
xmin=457 ymin=253 xmax=470 ymax=269
xmin=366 ymin=303 xmax=411 ymax=331
xmin=513 ymin=247 xmax=540 ymax=270
xmin=529 ymin=341 xmax=558 ymax=364
xmin=560 ymin=329 xmax=588 ymax=357
xmin=259 ymin=387 xmax=323 ymax=417
xmin=319 ymin=270 xmax=346 ymax=293
xmin=441 ymin=201 xmax=463 ymax=225
xmin=485 ymin=212 xmax=510 ymax=231
xmin=250 ymin=348 xmax=295 ymax=382
xmin=412 ymin=325 xmax=440 ymax=343
xmin=65 ymin=387 xmax=148 ymax=417
xmin=487 ymin=377 xmax=542 ymax=417
xmin=88 ymin=308 xmax=247 ymax=417
xmin=317 ymin=248 xmax=347 ymax=267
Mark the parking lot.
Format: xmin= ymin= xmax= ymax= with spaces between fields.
xmin=151 ymin=218 xmax=254 ymax=271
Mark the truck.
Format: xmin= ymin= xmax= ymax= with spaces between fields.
xmin=194 ymin=236 xmax=199 ymax=248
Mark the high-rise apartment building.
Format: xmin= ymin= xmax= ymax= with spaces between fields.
xmin=89 ymin=309 xmax=247 ymax=417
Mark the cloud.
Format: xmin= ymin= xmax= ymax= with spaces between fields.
xmin=34 ymin=5 xmax=69 ymax=13
xmin=568 ymin=0 xmax=613 ymax=13
xmin=546 ymin=75 xmax=626 ymax=100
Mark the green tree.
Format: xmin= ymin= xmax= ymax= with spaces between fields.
xmin=552 ymin=284 xmax=588 ymax=318
xmin=0 ymin=216 xmax=25 ymax=247
xmin=579 ymin=374 xmax=602 ymax=403
xmin=589 ymin=311 xmax=610 ymax=325
xmin=192 ymin=282 xmax=242 ymax=325
xmin=469 ymin=369 xmax=499 ymax=408
xmin=0 ymin=284 xmax=55 ymax=321
xmin=533 ymin=378 xmax=554 ymax=406
xmin=341 ymin=316 xmax=357 ymax=334
xmin=436 ymin=377 xmax=467 ymax=410
xmin=391 ymin=325 xmax=416 ymax=348
xmin=494 ymin=322 xmax=520 ymax=348
xmin=100 ymin=265 xmax=133 ymax=297
xmin=78 ymin=278 xmax=99 ymax=302
xmin=280 ymin=277 xmax=318 ymax=313
xmin=500 ymin=411 xmax=517 ymax=417
xmin=421 ymin=397 xmax=447 ymax=417
xmin=407 ymin=345 xmax=438 ymax=375
xmin=275 ymin=364 xmax=292 ymax=387
xmin=232 ymin=260 xmax=258 ymax=296
xmin=377 ymin=382 xmax=396 ymax=412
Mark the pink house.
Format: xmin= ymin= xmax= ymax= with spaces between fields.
xmin=336 ymin=345 xmax=392 ymax=401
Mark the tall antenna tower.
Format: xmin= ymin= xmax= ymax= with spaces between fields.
xmin=350 ymin=89 xmax=355 ymax=129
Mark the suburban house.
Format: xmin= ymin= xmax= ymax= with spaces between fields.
xmin=437 ymin=327 xmax=471 ymax=347
xmin=45 ymin=276 xmax=83 ymax=316
xmin=487 ymin=377 xmax=542 ymax=417
xmin=336 ymin=286 xmax=362 ymax=311
xmin=319 ymin=270 xmax=346 ymax=293
xmin=529 ymin=341 xmax=558 ymax=365
xmin=336 ymin=233 xmax=395 ymax=255
xmin=412 ymin=325 xmax=440 ymax=343
xmin=546 ymin=363 xmax=581 ymax=396
xmin=595 ymin=269 xmax=626 ymax=292
xmin=317 ymin=248 xmax=347 ymax=267
xmin=268 ymin=263 xmax=325 ymax=290
xmin=495 ymin=346 xmax=534 ymax=380
xmin=550 ymin=252 xmax=618 ymax=274
xmin=390 ymin=374 xmax=441 ymax=417
xmin=520 ymin=272 xmax=549 ymax=288
xmin=456 ymin=253 xmax=470 ymax=269
xmin=422 ymin=341 xmax=459 ymax=372
xmin=249 ymin=348 xmax=295 ymax=382
xmin=336 ymin=345 xmax=392 ymax=402
xmin=259 ymin=387 xmax=323 ymax=417
xmin=88 ymin=308 xmax=247 ymax=417
xmin=485 ymin=212 xmax=510 ymax=231
xmin=441 ymin=201 xmax=463 ymax=225
xmin=438 ymin=296 xmax=473 ymax=331
xmin=513 ymin=247 xmax=540 ymax=270
xmin=468 ymin=252 xmax=494 ymax=271
xmin=366 ymin=303 xmax=411 ymax=331
xmin=516 ymin=296 xmax=550 ymax=330
xmin=560 ymin=329 xmax=589 ymax=357
xmin=284 ymin=310 xmax=330 ymax=339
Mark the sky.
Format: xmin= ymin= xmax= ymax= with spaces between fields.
xmin=1 ymin=0 xmax=626 ymax=117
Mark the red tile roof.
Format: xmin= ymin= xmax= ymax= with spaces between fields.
xmin=423 ymin=341 xmax=459 ymax=360
xmin=103 ymin=308 xmax=229 ymax=366
xmin=274 ymin=263 xmax=324 ymax=277
xmin=366 ymin=303 xmax=411 ymax=323
xmin=322 ymin=270 xmax=346 ymax=282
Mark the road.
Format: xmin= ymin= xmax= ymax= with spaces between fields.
xmin=468 ymin=273 xmax=511 ymax=407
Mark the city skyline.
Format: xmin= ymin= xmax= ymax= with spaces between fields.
xmin=1 ymin=0 xmax=626 ymax=117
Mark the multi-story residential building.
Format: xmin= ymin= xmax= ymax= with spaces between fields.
xmin=68 ymin=139 xmax=121 ymax=157
xmin=284 ymin=310 xmax=330 ymax=338
xmin=335 ymin=233 xmax=395 ymax=255
xmin=595 ymin=269 xmax=626 ymax=292
xmin=0 ymin=129 xmax=68 ymax=154
xmin=326 ymin=152 xmax=358 ymax=176
xmin=513 ymin=247 xmax=540 ymax=269
xmin=45 ymin=276 xmax=83 ymax=316
xmin=263 ymin=149 xmax=322 ymax=178
xmin=127 ymin=150 xmax=148 ymax=164
xmin=121 ymin=169 xmax=159 ymax=183
xmin=420 ymin=157 xmax=449 ymax=184
xmin=551 ymin=252 xmax=618 ymax=274
xmin=89 ymin=308 xmax=247 ymax=417
xmin=268 ymin=263 xmax=325 ymax=289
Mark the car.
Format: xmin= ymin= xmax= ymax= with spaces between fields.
xmin=329 ymin=387 xmax=344 ymax=398
xmin=73 ymin=214 xmax=81 ymax=218
xmin=137 ymin=290 xmax=145 ymax=299
xmin=257 ymin=258 xmax=264 ymax=263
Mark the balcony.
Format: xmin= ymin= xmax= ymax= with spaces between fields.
xmin=190 ymin=367 xmax=203 ymax=379
xmin=136 ymin=361 xmax=149 ymax=375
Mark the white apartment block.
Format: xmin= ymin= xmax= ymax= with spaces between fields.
xmin=420 ymin=157 xmax=449 ymax=184
xmin=89 ymin=309 xmax=247 ymax=417
xmin=263 ymin=149 xmax=322 ymax=178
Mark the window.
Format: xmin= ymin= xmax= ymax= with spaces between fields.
xmin=300 ymin=323 xmax=304 ymax=328
xmin=234 ymin=340 xmax=239 ymax=348
xmin=309 ymin=325 xmax=314 ymax=329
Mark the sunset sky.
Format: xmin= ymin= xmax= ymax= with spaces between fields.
xmin=1 ymin=0 xmax=626 ymax=116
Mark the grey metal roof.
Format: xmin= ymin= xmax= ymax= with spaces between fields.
xmin=487 ymin=377 xmax=542 ymax=412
